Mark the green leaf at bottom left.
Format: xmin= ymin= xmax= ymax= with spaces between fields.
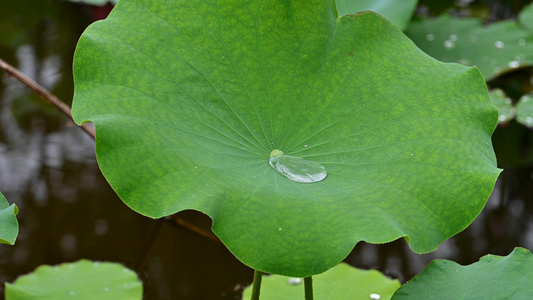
xmin=5 ymin=260 xmax=143 ymax=300
xmin=0 ymin=192 xmax=18 ymax=245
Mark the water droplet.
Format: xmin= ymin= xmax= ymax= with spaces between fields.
xmin=410 ymin=153 xmax=414 ymax=157
xmin=448 ymin=34 xmax=457 ymax=41
xmin=222 ymin=56 xmax=225 ymax=58
xmin=525 ymin=117 xmax=533 ymax=125
xmin=288 ymin=278 xmax=302 ymax=285
xmin=304 ymin=144 xmax=308 ymax=148
xmin=494 ymin=41 xmax=505 ymax=49
xmin=93 ymin=262 xmax=100 ymax=267
xmin=519 ymin=39 xmax=526 ymax=46
xmin=508 ymin=61 xmax=520 ymax=68
xmin=444 ymin=40 xmax=455 ymax=49
xmin=426 ymin=34 xmax=435 ymax=41
xmin=498 ymin=115 xmax=507 ymax=122
xmin=278 ymin=228 xmax=282 ymax=231
xmin=370 ymin=293 xmax=381 ymax=299
xmin=269 ymin=150 xmax=327 ymax=183
xmin=194 ymin=166 xmax=198 ymax=169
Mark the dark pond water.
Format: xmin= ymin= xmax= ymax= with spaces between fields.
xmin=1 ymin=1 xmax=533 ymax=299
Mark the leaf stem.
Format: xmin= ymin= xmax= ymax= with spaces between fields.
xmin=304 ymin=276 xmax=313 ymax=300
xmin=0 ymin=57 xmax=95 ymax=139
xmin=250 ymin=269 xmax=263 ymax=300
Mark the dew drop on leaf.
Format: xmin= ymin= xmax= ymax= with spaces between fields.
xmin=494 ymin=40 xmax=505 ymax=49
xmin=369 ymin=293 xmax=381 ymax=299
xmin=269 ymin=150 xmax=327 ymax=183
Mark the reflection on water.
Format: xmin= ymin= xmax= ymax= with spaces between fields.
xmin=1 ymin=1 xmax=533 ymax=299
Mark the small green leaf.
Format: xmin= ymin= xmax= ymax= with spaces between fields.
xmin=516 ymin=94 xmax=533 ymax=128
xmin=489 ymin=89 xmax=515 ymax=124
xmin=405 ymin=14 xmax=533 ymax=79
xmin=243 ymin=263 xmax=400 ymax=300
xmin=5 ymin=260 xmax=142 ymax=300
xmin=0 ymin=192 xmax=18 ymax=246
xmin=269 ymin=149 xmax=327 ymax=183
xmin=335 ymin=0 xmax=417 ymax=30
xmin=392 ymin=247 xmax=533 ymax=299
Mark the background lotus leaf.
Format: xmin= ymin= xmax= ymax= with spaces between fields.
xmin=335 ymin=0 xmax=417 ymax=30
xmin=0 ymin=192 xmax=18 ymax=245
xmin=242 ymin=263 xmax=400 ymax=300
xmin=490 ymin=89 xmax=515 ymax=124
xmin=72 ymin=0 xmax=500 ymax=276
xmin=405 ymin=9 xmax=533 ymax=80
xmin=392 ymin=247 xmax=533 ymax=299
xmin=516 ymin=93 xmax=533 ymax=127
xmin=5 ymin=260 xmax=142 ymax=300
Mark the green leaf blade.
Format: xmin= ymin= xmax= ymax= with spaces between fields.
xmin=5 ymin=260 xmax=142 ymax=300
xmin=243 ymin=263 xmax=400 ymax=300
xmin=73 ymin=0 xmax=500 ymax=276
xmin=392 ymin=248 xmax=533 ymax=299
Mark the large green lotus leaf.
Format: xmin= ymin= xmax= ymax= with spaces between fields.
xmin=72 ymin=0 xmax=500 ymax=276
xmin=335 ymin=0 xmax=417 ymax=30
xmin=0 ymin=192 xmax=18 ymax=245
xmin=489 ymin=89 xmax=515 ymax=124
xmin=5 ymin=260 xmax=142 ymax=300
xmin=242 ymin=263 xmax=400 ymax=300
xmin=392 ymin=247 xmax=533 ymax=299
xmin=516 ymin=93 xmax=533 ymax=128
xmin=405 ymin=14 xmax=533 ymax=80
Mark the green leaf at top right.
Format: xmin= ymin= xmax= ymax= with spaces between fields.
xmin=405 ymin=4 xmax=533 ymax=80
xmin=392 ymin=247 xmax=533 ymax=299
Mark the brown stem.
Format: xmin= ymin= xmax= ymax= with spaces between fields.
xmin=164 ymin=215 xmax=222 ymax=244
xmin=0 ymin=57 xmax=95 ymax=139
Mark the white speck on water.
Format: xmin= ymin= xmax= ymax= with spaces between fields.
xmin=426 ymin=34 xmax=435 ymax=41
xmin=519 ymin=39 xmax=526 ymax=46
xmin=444 ymin=40 xmax=455 ymax=49
xmin=370 ymin=293 xmax=381 ymax=299
xmin=288 ymin=278 xmax=302 ymax=285
xmin=508 ymin=61 xmax=520 ymax=68
xmin=449 ymin=34 xmax=458 ymax=41
xmin=494 ymin=41 xmax=505 ymax=49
